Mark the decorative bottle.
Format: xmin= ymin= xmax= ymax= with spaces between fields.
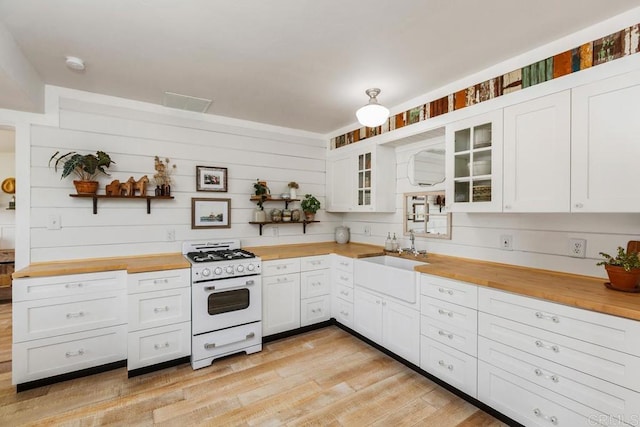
xmin=384 ymin=232 xmax=392 ymax=251
xmin=391 ymin=233 xmax=399 ymax=251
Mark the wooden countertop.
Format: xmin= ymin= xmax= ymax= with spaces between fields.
xmin=12 ymin=253 xmax=190 ymax=278
xmin=11 ymin=242 xmax=640 ymax=321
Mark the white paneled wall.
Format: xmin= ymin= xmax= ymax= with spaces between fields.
xmin=29 ymin=97 xmax=339 ymax=262
xmin=344 ymin=136 xmax=640 ymax=279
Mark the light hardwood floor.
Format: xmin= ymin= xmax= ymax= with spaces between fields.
xmin=0 ymin=303 xmax=508 ymax=426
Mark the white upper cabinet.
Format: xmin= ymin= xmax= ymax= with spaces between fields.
xmin=326 ymin=142 xmax=396 ymax=213
xmin=446 ymin=110 xmax=503 ymax=212
xmin=503 ymin=91 xmax=571 ymax=212
xmin=571 ymin=69 xmax=640 ymax=212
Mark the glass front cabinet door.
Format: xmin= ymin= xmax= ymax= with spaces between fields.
xmin=445 ymin=110 xmax=503 ymax=212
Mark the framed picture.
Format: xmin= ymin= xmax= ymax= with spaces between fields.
xmin=413 ymin=203 xmax=425 ymax=222
xmin=196 ymin=166 xmax=228 ymax=192
xmin=191 ymin=198 xmax=231 ymax=229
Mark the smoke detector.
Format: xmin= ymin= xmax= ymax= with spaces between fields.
xmin=65 ymin=56 xmax=85 ymax=71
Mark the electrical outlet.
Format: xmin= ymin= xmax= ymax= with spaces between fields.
xmin=500 ymin=234 xmax=513 ymax=250
xmin=47 ymin=215 xmax=61 ymax=230
xmin=166 ymin=229 xmax=175 ymax=242
xmin=272 ymin=226 xmax=278 ymax=237
xmin=364 ymin=225 xmax=371 ymax=236
xmin=569 ymin=238 xmax=586 ymax=258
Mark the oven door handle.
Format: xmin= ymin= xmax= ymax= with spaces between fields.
xmin=203 ymin=279 xmax=255 ymax=293
xmin=204 ymin=332 xmax=255 ymax=350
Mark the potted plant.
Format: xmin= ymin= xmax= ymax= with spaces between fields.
xmin=300 ymin=193 xmax=320 ymax=221
xmin=597 ymin=246 xmax=640 ymax=291
xmin=49 ymin=150 xmax=115 ymax=194
xmin=287 ymin=181 xmax=299 ymax=199
xmin=253 ymin=179 xmax=269 ymax=222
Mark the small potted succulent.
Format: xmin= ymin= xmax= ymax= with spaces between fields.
xmin=287 ymin=181 xmax=299 ymax=199
xmin=300 ymin=193 xmax=321 ymax=221
xmin=597 ymin=246 xmax=640 ymax=291
xmin=49 ymin=150 xmax=115 ymax=194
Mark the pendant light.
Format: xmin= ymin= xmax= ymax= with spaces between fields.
xmin=356 ymin=88 xmax=390 ymax=128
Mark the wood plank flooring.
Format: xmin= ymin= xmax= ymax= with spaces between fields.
xmin=0 ymin=302 xmax=507 ymax=426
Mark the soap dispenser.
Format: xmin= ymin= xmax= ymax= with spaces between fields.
xmin=391 ymin=233 xmax=398 ymax=251
xmin=384 ymin=232 xmax=393 ymax=251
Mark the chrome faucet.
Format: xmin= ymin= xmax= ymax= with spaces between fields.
xmin=410 ymin=230 xmax=416 ymax=253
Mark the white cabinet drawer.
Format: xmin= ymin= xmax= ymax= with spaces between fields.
xmin=128 ymin=287 xmax=191 ymax=332
xmin=300 ymin=269 xmax=330 ymax=299
xmin=193 ymin=322 xmax=261 ymax=360
xmin=13 ymin=325 xmax=127 ymax=384
xmin=420 ymin=336 xmax=477 ymax=398
xmin=420 ymin=295 xmax=477 ymax=332
xmin=334 ymin=269 xmax=354 ymax=288
xmin=421 ymin=315 xmax=477 ymax=357
xmin=127 ymin=269 xmax=190 ymax=294
xmin=332 ymin=254 xmax=354 ymax=272
xmin=333 ymin=298 xmax=354 ymax=328
xmin=479 ymin=287 xmax=640 ymax=355
xmin=300 ymin=255 xmax=329 ymax=272
xmin=478 ymin=361 xmax=609 ymax=427
xmin=262 ymin=258 xmax=300 ymax=277
xmin=420 ymin=274 xmax=477 ymax=309
xmin=335 ymin=283 xmax=354 ymax=303
xmin=13 ymin=271 xmax=126 ymax=302
xmin=479 ymin=312 xmax=640 ymax=392
xmin=13 ymin=291 xmax=127 ymax=342
xmin=127 ymin=322 xmax=191 ymax=370
xmin=479 ymin=336 xmax=640 ymax=424
xmin=301 ymin=295 xmax=331 ymax=326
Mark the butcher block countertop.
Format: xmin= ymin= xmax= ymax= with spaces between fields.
xmin=11 ymin=242 xmax=640 ymax=321
xmin=12 ymin=253 xmax=190 ymax=278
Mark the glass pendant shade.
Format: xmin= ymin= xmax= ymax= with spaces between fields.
xmin=356 ymin=88 xmax=390 ymax=127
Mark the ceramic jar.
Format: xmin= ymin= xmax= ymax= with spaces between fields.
xmin=335 ymin=226 xmax=350 ymax=244
xmin=253 ymin=209 xmax=267 ymax=222
xmin=282 ymin=209 xmax=292 ymax=222
xmin=291 ymin=209 xmax=301 ymax=222
xmin=271 ymin=208 xmax=282 ymax=222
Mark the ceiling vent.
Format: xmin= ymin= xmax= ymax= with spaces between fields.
xmin=163 ymin=92 xmax=212 ymax=113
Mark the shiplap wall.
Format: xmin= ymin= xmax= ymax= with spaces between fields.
xmin=29 ymin=97 xmax=338 ymax=262
xmin=343 ymin=134 xmax=640 ymax=279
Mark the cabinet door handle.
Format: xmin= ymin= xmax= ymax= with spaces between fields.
xmin=438 ymin=330 xmax=454 ymax=339
xmin=340 ymin=275 xmax=349 ymax=281
xmin=438 ymin=360 xmax=454 ymax=371
xmin=66 ymin=311 xmax=85 ymax=318
xmin=534 ymin=368 xmax=559 ymax=383
xmin=535 ymin=340 xmax=560 ymax=353
xmin=535 ymin=311 xmax=559 ymax=323
xmin=438 ymin=308 xmax=454 ymax=318
xmin=340 ymin=311 xmax=349 ymax=316
xmin=153 ymin=278 xmax=169 ymax=284
xmin=65 ymin=349 xmax=85 ymax=357
xmin=533 ymin=408 xmax=558 ymax=425
xmin=154 ymin=306 xmax=170 ymax=313
xmin=504 ymin=204 xmax=511 ymax=209
xmin=154 ymin=342 xmax=170 ymax=350
xmin=438 ymin=287 xmax=454 ymax=295
xmin=574 ymin=202 xmax=584 ymax=209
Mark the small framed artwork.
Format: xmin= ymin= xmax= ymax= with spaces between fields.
xmin=413 ymin=203 xmax=425 ymax=222
xmin=196 ymin=166 xmax=228 ymax=192
xmin=191 ymin=198 xmax=231 ymax=229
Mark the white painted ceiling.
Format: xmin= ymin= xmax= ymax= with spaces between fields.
xmin=0 ymin=0 xmax=638 ymax=134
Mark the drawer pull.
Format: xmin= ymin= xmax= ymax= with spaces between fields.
xmin=276 ymin=265 xmax=287 ymax=270
xmin=154 ymin=306 xmax=170 ymax=313
xmin=311 ymin=308 xmax=323 ymax=314
xmin=437 ymin=287 xmax=454 ymax=295
xmin=65 ymin=282 xmax=84 ymax=288
xmin=65 ymin=349 xmax=85 ymax=357
xmin=340 ymin=311 xmax=349 ymax=316
xmin=534 ymin=368 xmax=560 ymax=383
xmin=438 ymin=360 xmax=454 ymax=371
xmin=154 ymin=342 xmax=170 ymax=350
xmin=66 ymin=311 xmax=85 ymax=318
xmin=535 ymin=311 xmax=559 ymax=323
xmin=340 ymin=262 xmax=349 ymax=267
xmin=437 ymin=308 xmax=454 ymax=318
xmin=312 ymin=281 xmax=321 ymax=287
xmin=311 ymin=260 xmax=321 ymax=265
xmin=153 ymin=278 xmax=169 ymax=284
xmin=535 ymin=340 xmax=560 ymax=353
xmin=204 ymin=332 xmax=255 ymax=350
xmin=340 ymin=275 xmax=349 ymax=281
xmin=276 ymin=277 xmax=293 ymax=284
xmin=340 ymin=290 xmax=349 ymax=296
xmin=438 ymin=330 xmax=454 ymax=339
xmin=533 ymin=408 xmax=558 ymax=425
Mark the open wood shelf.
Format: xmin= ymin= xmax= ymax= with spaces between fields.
xmin=248 ymin=220 xmax=318 ymax=235
xmin=69 ymin=194 xmax=174 ymax=214
xmin=250 ymin=196 xmax=299 ymax=209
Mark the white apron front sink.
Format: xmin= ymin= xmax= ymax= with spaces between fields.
xmin=354 ymin=256 xmax=425 ymax=303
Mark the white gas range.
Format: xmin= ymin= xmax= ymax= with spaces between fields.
xmin=183 ymin=240 xmax=262 ymax=370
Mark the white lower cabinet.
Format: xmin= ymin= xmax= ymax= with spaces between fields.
xmin=262 ymin=272 xmax=300 ymax=336
xmin=12 ymin=270 xmax=128 ymax=386
xmin=354 ymin=287 xmax=420 ymax=365
xmin=421 ymin=337 xmax=477 ymax=398
xmin=127 ymin=268 xmax=191 ymax=371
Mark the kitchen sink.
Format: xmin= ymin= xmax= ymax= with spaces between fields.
xmin=354 ymin=256 xmax=426 ymax=303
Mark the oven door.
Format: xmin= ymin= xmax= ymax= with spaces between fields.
xmin=192 ymin=274 xmax=261 ymax=335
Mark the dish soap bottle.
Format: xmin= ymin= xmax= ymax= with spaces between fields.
xmin=391 ymin=233 xmax=399 ymax=252
xmin=384 ymin=232 xmax=392 ymax=251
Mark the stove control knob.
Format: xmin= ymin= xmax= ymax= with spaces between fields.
xmin=247 ymin=263 xmax=255 ymax=271
xmin=225 ymin=265 xmax=234 ymax=274
xmin=236 ymin=264 xmax=245 ymax=272
xmin=214 ymin=267 xmax=223 ymax=276
xmin=201 ymin=268 xmax=211 ymax=277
